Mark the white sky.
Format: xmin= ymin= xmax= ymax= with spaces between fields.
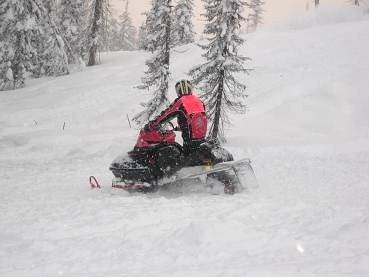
xmin=111 ymin=0 xmax=354 ymax=31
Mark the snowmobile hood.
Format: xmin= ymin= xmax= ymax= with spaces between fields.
xmin=135 ymin=129 xmax=176 ymax=148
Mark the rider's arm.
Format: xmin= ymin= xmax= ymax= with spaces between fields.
xmin=148 ymin=98 xmax=183 ymax=130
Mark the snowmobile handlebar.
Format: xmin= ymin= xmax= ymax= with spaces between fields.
xmin=145 ymin=121 xmax=177 ymax=133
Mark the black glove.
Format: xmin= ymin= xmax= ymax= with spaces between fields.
xmin=144 ymin=123 xmax=151 ymax=131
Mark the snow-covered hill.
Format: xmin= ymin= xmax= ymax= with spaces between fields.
xmin=1 ymin=16 xmax=369 ymax=277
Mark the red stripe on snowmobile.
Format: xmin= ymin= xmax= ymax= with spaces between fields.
xmin=112 ymin=182 xmax=146 ymax=190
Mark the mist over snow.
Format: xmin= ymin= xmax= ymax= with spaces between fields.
xmin=286 ymin=4 xmax=369 ymax=29
xmin=1 ymin=8 xmax=369 ymax=277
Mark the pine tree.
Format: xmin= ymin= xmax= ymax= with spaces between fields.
xmin=144 ymin=0 xmax=163 ymax=53
xmin=0 ymin=0 xmax=45 ymax=89
xmin=87 ymin=0 xmax=105 ymax=66
xmin=43 ymin=1 xmax=85 ymax=68
xmin=59 ymin=0 xmax=86 ymax=63
xmin=0 ymin=0 xmax=78 ymax=90
xmin=101 ymin=1 xmax=115 ymax=52
xmin=107 ymin=17 xmax=121 ymax=51
xmin=247 ymin=0 xmax=264 ymax=31
xmin=172 ymin=0 xmax=195 ymax=45
xmin=189 ymin=0 xmax=250 ymax=141
xmin=118 ymin=0 xmax=137 ymax=50
xmin=38 ymin=0 xmax=69 ymax=76
xmin=137 ymin=19 xmax=149 ymax=50
xmin=137 ymin=9 xmax=159 ymax=52
xmin=133 ymin=0 xmax=172 ymax=125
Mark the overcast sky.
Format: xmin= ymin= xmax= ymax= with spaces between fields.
xmin=111 ymin=0 xmax=351 ymax=31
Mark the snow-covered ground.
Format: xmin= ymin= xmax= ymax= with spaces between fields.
xmin=1 ymin=14 xmax=369 ymax=277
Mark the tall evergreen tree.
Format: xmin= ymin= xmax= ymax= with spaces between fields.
xmin=59 ymin=0 xmax=86 ymax=63
xmin=0 ymin=0 xmax=46 ymax=89
xmin=137 ymin=18 xmax=149 ymax=50
xmin=87 ymin=0 xmax=105 ymax=66
xmin=172 ymin=0 xmax=195 ymax=45
xmin=0 ymin=0 xmax=77 ymax=90
xmin=118 ymin=0 xmax=137 ymax=50
xmin=133 ymin=0 xmax=172 ymax=125
xmin=0 ymin=0 xmax=43 ymax=89
xmin=107 ymin=17 xmax=121 ymax=51
xmin=247 ymin=0 xmax=264 ymax=31
xmin=100 ymin=0 xmax=114 ymax=52
xmin=144 ymin=0 xmax=163 ymax=53
xmin=39 ymin=0 xmax=69 ymax=76
xmin=189 ymin=0 xmax=250 ymax=141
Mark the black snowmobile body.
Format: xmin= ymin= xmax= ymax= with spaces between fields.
xmin=109 ymin=140 xmax=233 ymax=183
xmin=109 ymin=126 xmax=255 ymax=194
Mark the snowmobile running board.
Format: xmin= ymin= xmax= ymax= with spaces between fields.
xmin=171 ymin=158 xmax=255 ymax=192
xmin=177 ymin=158 xmax=252 ymax=180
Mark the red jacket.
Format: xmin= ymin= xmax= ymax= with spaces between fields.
xmin=149 ymin=95 xmax=208 ymax=143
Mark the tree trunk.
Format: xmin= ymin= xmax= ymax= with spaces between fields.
xmin=210 ymin=69 xmax=224 ymax=141
xmin=315 ymin=0 xmax=319 ymax=7
xmin=88 ymin=0 xmax=103 ymax=66
xmin=355 ymin=0 xmax=359 ymax=6
xmin=12 ymin=33 xmax=25 ymax=89
xmin=162 ymin=0 xmax=171 ymax=96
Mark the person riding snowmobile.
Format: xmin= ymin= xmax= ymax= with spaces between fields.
xmin=109 ymin=81 xmax=256 ymax=194
xmin=145 ymin=80 xmax=208 ymax=155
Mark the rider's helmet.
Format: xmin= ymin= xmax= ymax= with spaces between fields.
xmin=175 ymin=80 xmax=193 ymax=97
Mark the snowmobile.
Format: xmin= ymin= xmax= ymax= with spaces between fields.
xmin=109 ymin=122 xmax=256 ymax=194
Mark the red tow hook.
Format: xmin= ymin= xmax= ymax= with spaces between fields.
xmin=89 ymin=176 xmax=101 ymax=189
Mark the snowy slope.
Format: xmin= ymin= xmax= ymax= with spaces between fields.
xmin=1 ymin=17 xmax=369 ymax=277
